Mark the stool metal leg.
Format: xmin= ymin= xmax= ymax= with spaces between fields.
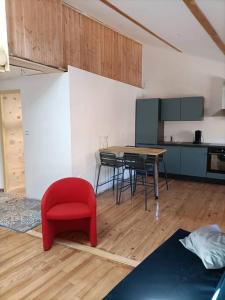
xmin=162 ymin=158 xmax=168 ymax=190
xmin=129 ymin=168 xmax=133 ymax=196
xmin=152 ymin=164 xmax=156 ymax=199
xmin=133 ymin=170 xmax=137 ymax=196
xmin=116 ymin=167 xmax=121 ymax=204
xmin=118 ymin=168 xmax=125 ymax=204
xmin=112 ymin=167 xmax=115 ymax=190
xmin=95 ymin=164 xmax=102 ymax=195
xmin=144 ymin=171 xmax=148 ymax=211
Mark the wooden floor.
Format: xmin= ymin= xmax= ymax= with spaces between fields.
xmin=0 ymin=228 xmax=131 ymax=300
xmin=52 ymin=179 xmax=225 ymax=261
xmin=1 ymin=179 xmax=225 ymax=299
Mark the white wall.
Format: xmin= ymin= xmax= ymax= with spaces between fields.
xmin=142 ymin=45 xmax=225 ymax=143
xmin=0 ymin=73 xmax=72 ymax=199
xmin=69 ymin=66 xmax=141 ymax=191
xmin=0 ymin=120 xmax=4 ymax=189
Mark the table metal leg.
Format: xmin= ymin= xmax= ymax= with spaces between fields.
xmin=155 ymin=200 xmax=160 ymax=220
xmin=154 ymin=156 xmax=159 ymax=199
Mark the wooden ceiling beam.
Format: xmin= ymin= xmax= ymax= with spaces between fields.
xmin=100 ymin=0 xmax=182 ymax=53
xmin=183 ymin=0 xmax=225 ymax=55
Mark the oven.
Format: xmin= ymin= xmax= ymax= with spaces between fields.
xmin=207 ymin=147 xmax=225 ymax=174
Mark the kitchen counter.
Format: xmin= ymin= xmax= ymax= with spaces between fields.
xmin=159 ymin=142 xmax=225 ymax=148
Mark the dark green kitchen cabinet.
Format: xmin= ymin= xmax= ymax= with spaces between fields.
xmin=180 ymin=97 xmax=204 ymax=121
xmin=160 ymin=146 xmax=181 ymax=174
xmin=160 ymin=97 xmax=204 ymax=121
xmin=135 ymin=99 xmax=163 ymax=145
xmin=180 ymin=147 xmax=207 ymax=177
xmin=161 ymin=98 xmax=181 ymax=121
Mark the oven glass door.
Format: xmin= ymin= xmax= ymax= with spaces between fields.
xmin=208 ymin=153 xmax=225 ymax=173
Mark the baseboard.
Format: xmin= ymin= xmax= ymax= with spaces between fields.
xmin=164 ymin=174 xmax=225 ymax=184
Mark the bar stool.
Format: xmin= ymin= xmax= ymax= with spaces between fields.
xmin=145 ymin=155 xmax=168 ymax=190
xmin=95 ymin=152 xmax=124 ymax=199
xmin=119 ymin=153 xmax=151 ymax=210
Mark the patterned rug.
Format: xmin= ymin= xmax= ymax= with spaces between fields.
xmin=0 ymin=193 xmax=41 ymax=232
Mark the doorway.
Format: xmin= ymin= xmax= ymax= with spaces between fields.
xmin=0 ymin=90 xmax=25 ymax=194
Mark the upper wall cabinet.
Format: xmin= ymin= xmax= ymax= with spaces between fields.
xmin=161 ymin=97 xmax=204 ymax=121
xmin=161 ymin=98 xmax=180 ymax=121
xmin=6 ymin=0 xmax=64 ymax=69
xmin=180 ymin=97 xmax=204 ymax=121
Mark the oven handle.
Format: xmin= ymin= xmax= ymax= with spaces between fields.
xmin=208 ymin=152 xmax=225 ymax=155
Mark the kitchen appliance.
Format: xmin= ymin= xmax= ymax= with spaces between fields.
xmin=207 ymin=147 xmax=225 ymax=173
xmin=193 ymin=130 xmax=202 ymax=144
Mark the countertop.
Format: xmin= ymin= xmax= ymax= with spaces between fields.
xmin=158 ymin=142 xmax=225 ymax=148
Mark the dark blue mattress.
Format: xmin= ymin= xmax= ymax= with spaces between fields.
xmin=104 ymin=229 xmax=225 ymax=300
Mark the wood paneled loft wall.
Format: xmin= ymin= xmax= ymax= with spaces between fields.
xmin=63 ymin=5 xmax=142 ymax=87
xmin=5 ymin=0 xmax=142 ymax=87
xmin=6 ymin=0 xmax=64 ymax=68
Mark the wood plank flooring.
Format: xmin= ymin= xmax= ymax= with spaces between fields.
xmin=0 ymin=228 xmax=131 ymax=300
xmin=1 ymin=179 xmax=225 ymax=299
xmin=43 ymin=179 xmax=225 ymax=261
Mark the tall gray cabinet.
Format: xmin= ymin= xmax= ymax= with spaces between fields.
xmin=135 ymin=98 xmax=163 ymax=146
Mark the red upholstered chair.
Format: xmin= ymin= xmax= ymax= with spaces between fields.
xmin=41 ymin=177 xmax=97 ymax=251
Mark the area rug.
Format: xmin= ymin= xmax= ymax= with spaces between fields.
xmin=0 ymin=193 xmax=41 ymax=232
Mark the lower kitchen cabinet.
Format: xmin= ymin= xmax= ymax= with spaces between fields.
xmin=161 ymin=146 xmax=181 ymax=174
xmin=140 ymin=144 xmax=208 ymax=179
xmin=180 ymin=147 xmax=207 ymax=177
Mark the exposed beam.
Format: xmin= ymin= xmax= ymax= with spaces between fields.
xmin=100 ymin=0 xmax=182 ymax=53
xmin=183 ymin=0 xmax=225 ymax=55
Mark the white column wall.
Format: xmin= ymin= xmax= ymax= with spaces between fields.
xmin=69 ymin=66 xmax=141 ymax=192
xmin=0 ymin=73 xmax=72 ymax=199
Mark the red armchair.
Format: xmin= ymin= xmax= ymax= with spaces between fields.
xmin=41 ymin=177 xmax=97 ymax=250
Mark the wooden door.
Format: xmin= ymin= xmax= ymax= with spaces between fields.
xmin=0 ymin=92 xmax=25 ymax=193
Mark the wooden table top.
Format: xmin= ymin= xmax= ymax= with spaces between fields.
xmin=99 ymin=146 xmax=167 ymax=156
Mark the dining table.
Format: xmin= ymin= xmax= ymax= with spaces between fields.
xmin=99 ymin=146 xmax=167 ymax=199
